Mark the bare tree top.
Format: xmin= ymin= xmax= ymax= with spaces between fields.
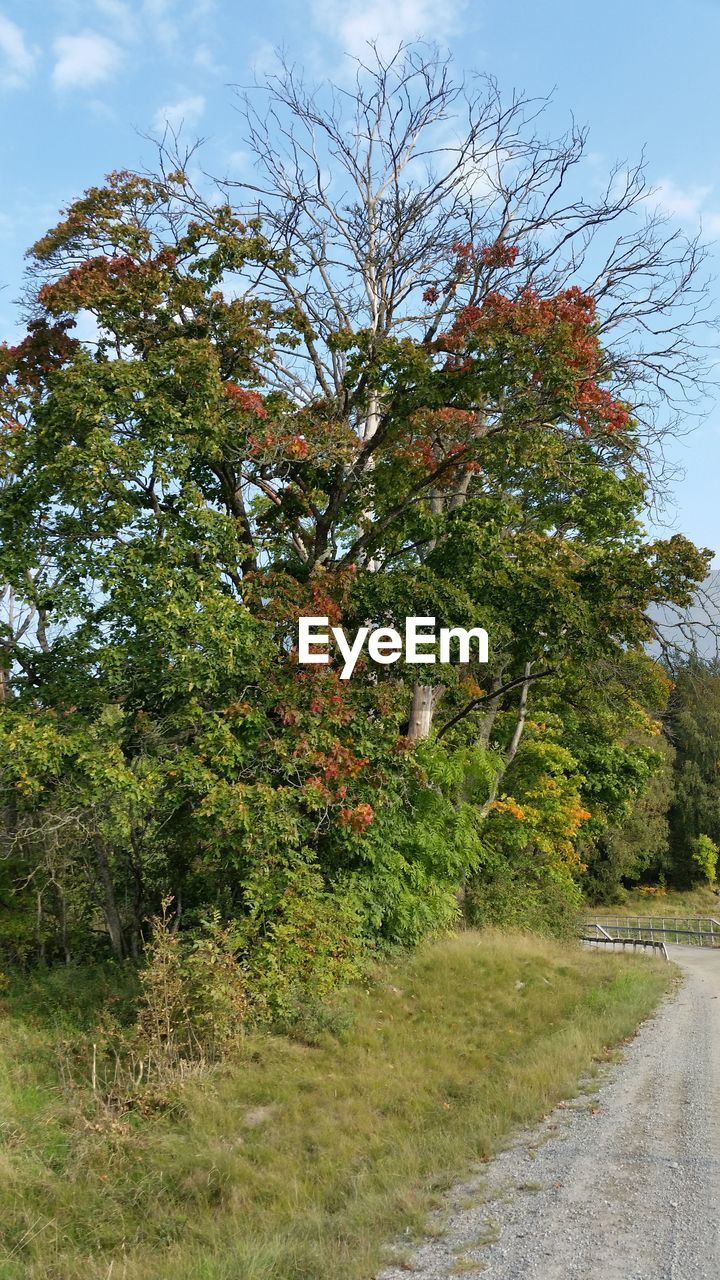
xmin=198 ymin=42 xmax=714 ymax=469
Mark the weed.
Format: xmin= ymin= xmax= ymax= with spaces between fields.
xmin=0 ymin=931 xmax=670 ymax=1280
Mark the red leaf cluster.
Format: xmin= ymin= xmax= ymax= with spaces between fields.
xmin=443 ymin=285 xmax=629 ymax=434
xmin=339 ymin=801 xmax=375 ymax=831
xmin=479 ymin=241 xmax=519 ymax=269
xmin=223 ymin=383 xmax=268 ymax=417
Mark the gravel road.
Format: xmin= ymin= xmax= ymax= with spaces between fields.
xmin=378 ymin=947 xmax=720 ymax=1280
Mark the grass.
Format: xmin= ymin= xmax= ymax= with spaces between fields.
xmin=0 ymin=930 xmax=672 ymax=1280
xmin=588 ymin=884 xmax=720 ymax=918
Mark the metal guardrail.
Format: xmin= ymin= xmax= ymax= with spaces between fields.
xmin=580 ymin=935 xmax=670 ymax=961
xmin=582 ymin=916 xmax=720 ymax=948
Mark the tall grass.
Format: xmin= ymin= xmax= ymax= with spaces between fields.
xmin=0 ymin=931 xmax=671 ymax=1279
xmin=590 ymin=884 xmax=720 ymax=917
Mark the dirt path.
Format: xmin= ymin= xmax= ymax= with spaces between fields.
xmin=378 ymin=947 xmax=720 ymax=1280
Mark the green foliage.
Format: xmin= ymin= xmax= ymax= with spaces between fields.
xmin=340 ymin=742 xmax=493 ymax=944
xmin=0 ymin=71 xmax=711 ymax=984
xmin=663 ymin=657 xmax=720 ymax=885
xmin=464 ymin=849 xmax=582 ymax=936
xmin=136 ymin=900 xmax=247 ymax=1066
xmin=239 ymin=859 xmax=365 ymax=1018
xmin=690 ymin=834 xmax=718 ymax=885
xmin=580 ymin=735 xmax=675 ymax=903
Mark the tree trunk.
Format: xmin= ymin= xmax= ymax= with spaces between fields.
xmin=480 ymin=663 xmax=532 ymax=817
xmin=35 ymin=890 xmax=46 ymax=964
xmin=94 ymin=839 xmax=127 ymax=961
xmin=127 ymin=831 xmax=146 ymax=959
xmin=58 ymin=888 xmax=71 ymax=964
xmin=407 ymin=683 xmax=444 ymax=741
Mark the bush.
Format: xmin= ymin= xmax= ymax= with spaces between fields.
xmin=690 ymin=834 xmax=719 ymax=885
xmin=136 ymin=899 xmax=247 ymax=1066
xmin=464 ymin=849 xmax=582 ymax=937
xmin=240 ymin=862 xmax=365 ymax=1020
xmin=59 ymin=902 xmax=248 ymax=1110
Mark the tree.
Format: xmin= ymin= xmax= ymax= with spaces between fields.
xmin=664 ymin=656 xmax=720 ymax=885
xmin=0 ymin=45 xmax=713 ymax=966
xmin=215 ymin=41 xmax=710 ymax=756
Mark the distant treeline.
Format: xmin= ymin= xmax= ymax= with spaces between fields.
xmin=585 ymin=654 xmax=720 ymax=903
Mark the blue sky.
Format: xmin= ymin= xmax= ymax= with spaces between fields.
xmin=2 ymin=0 xmax=720 ymax=559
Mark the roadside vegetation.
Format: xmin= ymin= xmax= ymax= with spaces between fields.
xmin=0 ymin=45 xmax=714 ymax=980
xmin=585 ymin=657 xmax=720 ymax=905
xmin=591 ymin=885 xmax=720 ymax=918
xmin=0 ymin=931 xmax=671 ymax=1280
xmin=0 ymin=41 xmax=713 ymax=1278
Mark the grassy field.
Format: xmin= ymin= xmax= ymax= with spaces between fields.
xmin=587 ymin=885 xmax=720 ymax=918
xmin=0 ymin=931 xmax=672 ymax=1280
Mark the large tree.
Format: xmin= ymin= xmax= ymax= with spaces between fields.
xmin=215 ymin=43 xmax=710 ymax=743
xmin=0 ymin=45 xmax=712 ymax=964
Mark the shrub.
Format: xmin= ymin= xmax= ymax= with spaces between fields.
xmin=60 ymin=901 xmax=248 ymax=1110
xmin=464 ymin=848 xmax=582 ymax=937
xmin=240 ymin=862 xmax=365 ymax=1020
xmin=690 ymin=834 xmax=719 ymax=885
xmin=136 ymin=900 xmax=247 ymax=1067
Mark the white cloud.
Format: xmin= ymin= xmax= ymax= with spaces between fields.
xmin=250 ymin=39 xmax=283 ymax=79
xmin=142 ymin=0 xmax=215 ymax=47
xmin=94 ymin=0 xmax=139 ymax=44
xmin=0 ymin=15 xmax=36 ymax=90
xmin=143 ymin=0 xmax=179 ymax=47
xmin=224 ymin=148 xmax=250 ymax=176
xmin=194 ymin=43 xmax=224 ymax=75
xmin=702 ymin=211 xmax=720 ymax=237
xmin=153 ymin=93 xmax=206 ymax=134
xmin=311 ymin=0 xmax=466 ymax=55
xmin=52 ymin=32 xmax=123 ymax=91
xmin=653 ymin=178 xmax=712 ymax=223
xmin=88 ymin=96 xmax=120 ymax=122
xmin=651 ymin=177 xmax=720 ymax=240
